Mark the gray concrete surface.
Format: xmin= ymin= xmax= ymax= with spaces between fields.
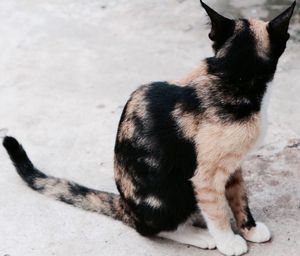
xmin=0 ymin=0 xmax=299 ymax=255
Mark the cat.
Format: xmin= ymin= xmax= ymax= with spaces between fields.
xmin=2 ymin=1 xmax=296 ymax=255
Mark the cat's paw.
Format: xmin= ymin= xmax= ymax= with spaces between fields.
xmin=158 ymin=227 xmax=216 ymax=250
xmin=217 ymin=234 xmax=248 ymax=256
xmin=179 ymin=230 xmax=216 ymax=249
xmin=242 ymin=222 xmax=271 ymax=243
xmin=194 ymin=232 xmax=216 ymax=249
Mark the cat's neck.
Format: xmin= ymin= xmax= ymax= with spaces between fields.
xmin=205 ymin=56 xmax=276 ymax=85
xmin=177 ymin=56 xmax=276 ymax=101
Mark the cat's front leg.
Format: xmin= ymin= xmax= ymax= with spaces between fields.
xmin=226 ymin=168 xmax=271 ymax=243
xmin=191 ymin=168 xmax=248 ymax=256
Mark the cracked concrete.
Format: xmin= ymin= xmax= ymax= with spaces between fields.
xmin=0 ymin=1 xmax=299 ymax=256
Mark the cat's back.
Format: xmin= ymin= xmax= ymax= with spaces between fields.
xmin=116 ymin=81 xmax=203 ymax=143
xmin=114 ymin=81 xmax=204 ymax=181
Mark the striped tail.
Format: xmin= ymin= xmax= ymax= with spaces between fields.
xmin=2 ymin=136 xmax=133 ymax=226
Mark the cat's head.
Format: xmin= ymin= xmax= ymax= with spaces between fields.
xmin=200 ymin=0 xmax=296 ymax=66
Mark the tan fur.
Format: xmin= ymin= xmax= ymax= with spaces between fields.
xmin=35 ymin=175 xmax=136 ymax=225
xmin=36 ymin=178 xmax=100 ymax=211
xmin=35 ymin=178 xmax=70 ymax=197
xmin=195 ymin=114 xmax=260 ymax=171
xmin=85 ymin=193 xmax=106 ymax=209
xmin=226 ymin=168 xmax=248 ymax=228
xmin=118 ymin=85 xmax=148 ymax=141
xmin=144 ymin=195 xmax=163 ymax=209
xmin=249 ymin=19 xmax=270 ymax=59
xmin=114 ymin=197 xmax=135 ymax=226
xmin=172 ymin=103 xmax=200 ymax=140
xmin=113 ymin=158 xmax=122 ymax=183
xmin=114 ymin=161 xmax=137 ymax=201
xmin=176 ymin=63 xmax=208 ymax=85
xmin=83 ymin=192 xmax=134 ymax=226
xmin=118 ymin=118 xmax=135 ymax=141
xmin=126 ymin=85 xmax=148 ymax=119
xmin=191 ymin=114 xmax=261 ymax=230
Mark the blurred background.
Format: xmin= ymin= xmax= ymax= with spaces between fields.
xmin=0 ymin=1 xmax=299 ymax=256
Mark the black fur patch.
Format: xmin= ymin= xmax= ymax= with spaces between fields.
xmin=241 ymin=206 xmax=256 ymax=230
xmin=3 ymin=136 xmax=47 ymax=188
xmin=69 ymin=183 xmax=91 ymax=197
xmin=115 ymin=82 xmax=203 ymax=235
xmin=59 ymin=196 xmax=74 ymax=205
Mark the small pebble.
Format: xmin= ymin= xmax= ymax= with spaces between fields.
xmin=183 ymin=24 xmax=193 ymax=32
xmin=96 ymin=104 xmax=106 ymax=109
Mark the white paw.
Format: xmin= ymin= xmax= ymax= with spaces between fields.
xmin=158 ymin=228 xmax=216 ymax=250
xmin=217 ymin=234 xmax=248 ymax=256
xmin=178 ymin=229 xmax=216 ymax=249
xmin=242 ymin=222 xmax=271 ymax=243
xmin=192 ymin=232 xmax=216 ymax=249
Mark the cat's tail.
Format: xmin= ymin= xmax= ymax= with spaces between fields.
xmin=2 ymin=136 xmax=134 ymax=227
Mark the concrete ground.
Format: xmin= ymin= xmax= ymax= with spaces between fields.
xmin=0 ymin=0 xmax=299 ymax=255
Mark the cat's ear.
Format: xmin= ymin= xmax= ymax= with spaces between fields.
xmin=268 ymin=1 xmax=296 ymax=40
xmin=200 ymin=0 xmax=235 ymax=42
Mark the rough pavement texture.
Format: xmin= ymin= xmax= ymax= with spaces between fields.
xmin=0 ymin=0 xmax=299 ymax=256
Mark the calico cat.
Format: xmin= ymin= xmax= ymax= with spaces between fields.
xmin=3 ymin=1 xmax=296 ymax=255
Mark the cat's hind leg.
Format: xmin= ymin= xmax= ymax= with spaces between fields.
xmin=226 ymin=168 xmax=271 ymax=243
xmin=158 ymin=224 xmax=216 ymax=249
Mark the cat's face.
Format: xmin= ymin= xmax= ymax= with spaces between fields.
xmin=200 ymin=0 xmax=296 ymax=63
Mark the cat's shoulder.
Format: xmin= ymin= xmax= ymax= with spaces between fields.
xmin=128 ymin=81 xmax=203 ymax=112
